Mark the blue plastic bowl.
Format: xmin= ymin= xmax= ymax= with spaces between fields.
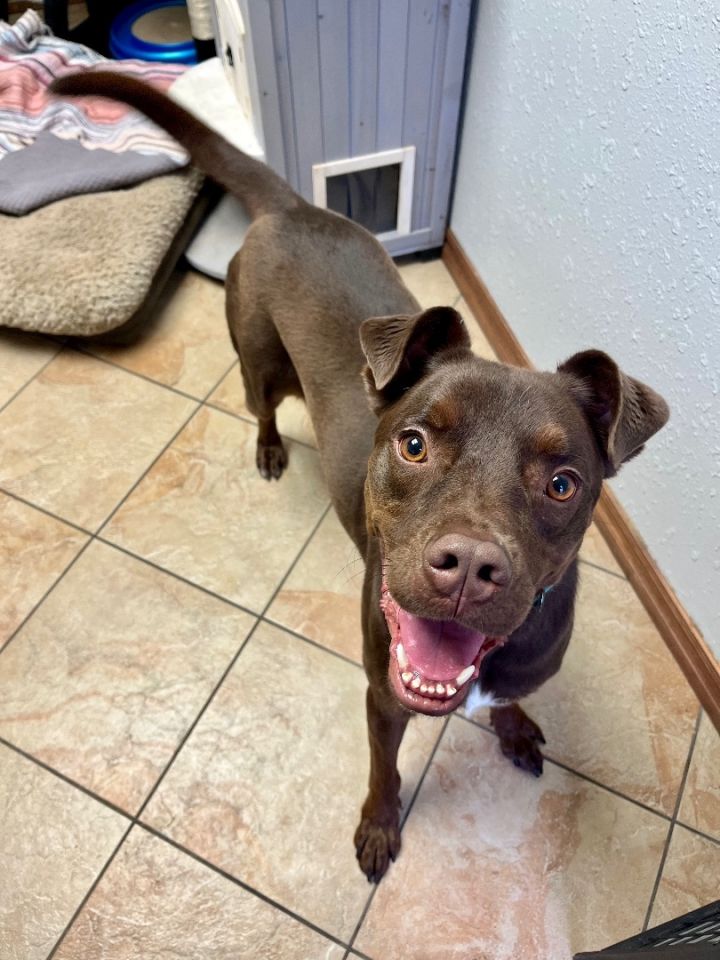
xmin=110 ymin=0 xmax=197 ymax=64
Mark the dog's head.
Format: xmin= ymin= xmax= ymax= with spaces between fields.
xmin=360 ymin=306 xmax=668 ymax=717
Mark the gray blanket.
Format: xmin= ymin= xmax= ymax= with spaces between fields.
xmin=0 ymin=132 xmax=182 ymax=215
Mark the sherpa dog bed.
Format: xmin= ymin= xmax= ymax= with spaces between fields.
xmin=0 ymin=168 xmax=214 ymax=340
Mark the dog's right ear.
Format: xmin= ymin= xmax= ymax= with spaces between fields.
xmin=360 ymin=306 xmax=470 ymax=411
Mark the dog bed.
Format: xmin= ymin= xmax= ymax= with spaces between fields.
xmin=0 ymin=167 xmax=213 ymax=339
xmin=0 ymin=10 xmax=213 ymax=341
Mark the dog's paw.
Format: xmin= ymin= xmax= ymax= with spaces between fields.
xmin=491 ymin=704 xmax=546 ymax=778
xmin=256 ymin=441 xmax=287 ymax=480
xmin=354 ymin=817 xmax=401 ymax=883
xmin=498 ymin=728 xmax=545 ymax=777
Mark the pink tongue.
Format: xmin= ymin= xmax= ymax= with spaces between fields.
xmin=397 ymin=608 xmax=486 ymax=681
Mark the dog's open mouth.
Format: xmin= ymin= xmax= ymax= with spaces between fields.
xmin=380 ymin=578 xmax=506 ymax=716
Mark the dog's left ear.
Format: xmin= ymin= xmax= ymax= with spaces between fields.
xmin=360 ymin=306 xmax=470 ymax=411
xmin=558 ymin=349 xmax=669 ymax=477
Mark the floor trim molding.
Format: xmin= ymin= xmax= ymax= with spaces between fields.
xmin=442 ymin=228 xmax=720 ymax=731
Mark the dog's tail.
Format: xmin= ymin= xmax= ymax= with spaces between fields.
xmin=50 ymin=71 xmax=301 ymax=220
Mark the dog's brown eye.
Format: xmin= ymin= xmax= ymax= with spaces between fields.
xmin=547 ymin=472 xmax=577 ymax=502
xmin=399 ymin=433 xmax=427 ymax=463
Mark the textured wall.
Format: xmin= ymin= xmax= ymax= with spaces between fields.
xmin=451 ymin=0 xmax=720 ymax=657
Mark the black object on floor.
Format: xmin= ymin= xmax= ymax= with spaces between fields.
xmin=574 ymin=900 xmax=720 ymax=958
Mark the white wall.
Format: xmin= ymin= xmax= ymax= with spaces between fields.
xmin=451 ymin=0 xmax=720 ymax=658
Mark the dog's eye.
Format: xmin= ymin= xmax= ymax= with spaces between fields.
xmin=399 ymin=433 xmax=427 ymax=463
xmin=547 ymin=472 xmax=578 ymax=502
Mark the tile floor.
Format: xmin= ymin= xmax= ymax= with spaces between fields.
xmin=1 ymin=258 xmax=718 ymax=960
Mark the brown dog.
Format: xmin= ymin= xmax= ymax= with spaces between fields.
xmin=53 ymin=73 xmax=670 ymax=883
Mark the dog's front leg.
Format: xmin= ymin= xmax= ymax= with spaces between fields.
xmin=354 ymin=683 xmax=409 ymax=883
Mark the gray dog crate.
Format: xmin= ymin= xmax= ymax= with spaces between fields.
xmin=214 ymin=0 xmax=472 ymax=255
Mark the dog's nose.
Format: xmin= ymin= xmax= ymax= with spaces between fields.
xmin=424 ymin=533 xmax=511 ymax=602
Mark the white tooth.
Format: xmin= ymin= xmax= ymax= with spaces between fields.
xmin=396 ymin=643 xmax=409 ymax=670
xmin=436 ymin=683 xmax=445 ymax=696
xmin=455 ymin=665 xmax=475 ymax=687
xmin=446 ymin=685 xmax=457 ymax=697
xmin=420 ymin=684 xmax=428 ymax=694
xmin=427 ymin=684 xmax=436 ymax=695
xmin=401 ymin=671 xmax=413 ymax=684
xmin=411 ymin=677 xmax=422 ymax=690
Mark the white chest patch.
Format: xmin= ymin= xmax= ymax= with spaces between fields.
xmin=464 ymin=682 xmax=504 ymax=715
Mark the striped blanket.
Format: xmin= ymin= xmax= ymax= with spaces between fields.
xmin=0 ymin=11 xmax=190 ymax=214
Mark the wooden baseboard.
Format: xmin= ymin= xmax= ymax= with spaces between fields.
xmin=443 ymin=228 xmax=720 ymax=731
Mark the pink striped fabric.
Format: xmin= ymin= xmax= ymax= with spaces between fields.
xmin=0 ymin=10 xmax=188 ymax=162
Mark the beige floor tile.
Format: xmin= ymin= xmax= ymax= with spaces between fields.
xmin=88 ymin=270 xmax=237 ymax=399
xmin=0 ymin=350 xmax=195 ymax=530
xmin=54 ymin=827 xmax=344 ymax=960
xmin=0 ymin=329 xmax=60 ymax=408
xmin=208 ymin=362 xmax=317 ymax=447
xmin=0 ymin=745 xmax=128 ymax=960
xmin=0 ymin=541 xmax=255 ymax=813
xmin=649 ymin=825 xmax=720 ymax=927
xmin=678 ymin=712 xmax=720 ymax=840
xmin=0 ymin=492 xmax=88 ymax=648
xmin=142 ymin=621 xmax=443 ymax=939
xmin=454 ymin=296 xmax=498 ymax=360
xmin=104 ymin=406 xmax=328 ymax=611
xmin=267 ymin=509 xmax=364 ymax=663
xmin=397 ymin=256 xmax=461 ymax=309
xmin=526 ymin=567 xmax=698 ymax=815
xmin=579 ymin=522 xmax=625 ymax=577
xmin=356 ymin=716 xmax=668 ymax=960
xmin=469 ymin=566 xmax=698 ymax=816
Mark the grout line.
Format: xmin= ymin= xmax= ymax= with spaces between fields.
xmin=133 ymin=614 xmax=261 ymax=820
xmin=346 ymin=716 xmax=451 ymax=953
xmin=138 ymin=823 xmax=352 ymax=952
xmin=0 ymin=737 xmax=132 ymax=822
xmin=0 ymin=339 xmax=64 ymax=418
xmin=0 ymin=488 xmax=93 ymax=536
xmin=670 ymin=818 xmax=720 ymax=848
xmin=91 ymin=350 xmax=238 ymax=539
xmin=346 ymin=948 xmax=374 ymax=960
xmin=578 ymin=557 xmax=627 ymax=582
xmin=456 ymin=711 xmax=682 ymax=826
xmin=202 ymin=397 xmax=319 ymax=452
xmin=642 ymin=706 xmax=704 ymax=932
xmin=93 ymin=399 xmax=202 ymax=536
xmin=70 ymin=355 xmax=315 ymax=537
xmin=641 ymin=822 xmax=677 ymax=932
xmin=261 ymin=615 xmax=364 ymax=671
xmin=46 ymin=821 xmax=135 ymax=960
xmin=255 ymin=502 xmax=333 ymax=618
xmin=69 ymin=343 xmax=203 ymax=404
xmin=133 ymin=501 xmax=332 ymax=821
xmin=95 ymin=536 xmax=261 ymax=619
xmin=399 ymin=716 xmax=450 ymax=830
xmin=96 ymin=493 xmax=333 ymax=630
xmin=0 ymin=537 xmax=94 ymax=661
xmin=201 ymin=357 xmax=242 ymax=402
